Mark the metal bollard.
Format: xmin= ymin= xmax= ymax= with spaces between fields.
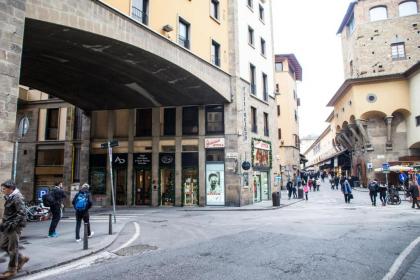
xmin=108 ymin=213 xmax=113 ymax=235
xmin=83 ymin=222 xmax=88 ymax=250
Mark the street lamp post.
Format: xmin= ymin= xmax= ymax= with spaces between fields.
xmin=101 ymin=140 xmax=119 ymax=223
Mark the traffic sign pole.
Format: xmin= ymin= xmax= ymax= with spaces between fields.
xmin=108 ymin=142 xmax=117 ymax=223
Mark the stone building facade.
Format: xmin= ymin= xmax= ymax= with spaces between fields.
xmin=328 ymin=0 xmax=420 ymax=186
xmin=7 ymin=0 xmax=282 ymax=207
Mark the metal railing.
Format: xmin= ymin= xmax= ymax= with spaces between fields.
xmin=131 ymin=6 xmax=148 ymax=25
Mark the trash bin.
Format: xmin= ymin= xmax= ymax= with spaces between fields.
xmin=298 ymin=187 xmax=304 ymax=199
xmin=272 ymin=192 xmax=280 ymax=206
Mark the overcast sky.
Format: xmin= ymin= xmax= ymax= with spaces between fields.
xmin=272 ymin=0 xmax=353 ymax=137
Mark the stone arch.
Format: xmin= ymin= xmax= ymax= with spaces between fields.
xmin=360 ymin=110 xmax=387 ymax=120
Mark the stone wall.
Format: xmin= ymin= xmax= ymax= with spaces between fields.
xmin=0 ymin=0 xmax=26 ymax=215
xmin=341 ymin=0 xmax=420 ymax=79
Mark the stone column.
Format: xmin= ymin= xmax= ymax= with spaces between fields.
xmin=0 ymin=0 xmax=26 ymax=216
xmin=126 ymin=109 xmax=135 ymax=206
xmin=348 ymin=124 xmax=363 ymax=145
xmin=385 ymin=116 xmax=393 ymax=150
xmin=79 ymin=111 xmax=91 ymax=185
xmin=175 ymin=107 xmax=182 ymax=206
xmin=63 ymin=107 xmax=74 ymax=196
xmin=151 ymin=107 xmax=160 ymax=207
xmin=198 ymin=106 xmax=206 ymax=207
xmin=356 ymin=119 xmax=373 ymax=151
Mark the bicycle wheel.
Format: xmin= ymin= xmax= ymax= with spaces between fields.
xmin=386 ymin=196 xmax=392 ymax=205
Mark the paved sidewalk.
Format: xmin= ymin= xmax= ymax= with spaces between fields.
xmin=401 ymin=253 xmax=420 ymax=280
xmin=2 ymin=212 xmax=133 ymax=277
xmin=182 ymin=190 xmax=304 ymax=211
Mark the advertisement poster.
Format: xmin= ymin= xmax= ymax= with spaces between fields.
xmin=252 ymin=139 xmax=271 ymax=169
xmin=206 ymin=164 xmax=225 ymax=205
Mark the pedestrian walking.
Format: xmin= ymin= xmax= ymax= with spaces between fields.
xmin=72 ymin=183 xmax=94 ymax=242
xmin=308 ymin=179 xmax=313 ymax=192
xmin=368 ymin=179 xmax=379 ymax=206
xmin=303 ymin=183 xmax=309 ymax=200
xmin=0 ymin=180 xmax=29 ymax=279
xmin=286 ymin=180 xmax=293 ymax=200
xmin=292 ymin=184 xmax=297 ymax=199
xmin=378 ymin=183 xmax=387 ymax=206
xmin=341 ymin=177 xmax=352 ymax=203
xmin=47 ymin=182 xmax=66 ymax=237
xmin=334 ymin=176 xmax=340 ymax=190
xmin=408 ymin=179 xmax=420 ymax=209
xmin=316 ymin=178 xmax=321 ymax=191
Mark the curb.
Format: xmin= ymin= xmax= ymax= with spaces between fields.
xmin=180 ymin=199 xmax=305 ymax=212
xmin=16 ymin=220 xmax=133 ymax=278
xmin=388 ymin=237 xmax=420 ymax=280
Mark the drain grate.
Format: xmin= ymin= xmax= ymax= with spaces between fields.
xmin=114 ymin=244 xmax=158 ymax=257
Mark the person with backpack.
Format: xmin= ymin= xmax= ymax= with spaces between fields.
xmin=46 ymin=182 xmax=66 ymax=238
xmin=378 ymin=182 xmax=387 ymax=206
xmin=72 ymin=183 xmax=93 ymax=242
xmin=368 ymin=179 xmax=379 ymax=206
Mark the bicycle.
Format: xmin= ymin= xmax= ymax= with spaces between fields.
xmin=25 ymin=202 xmax=51 ymax=222
xmin=386 ymin=186 xmax=401 ymax=205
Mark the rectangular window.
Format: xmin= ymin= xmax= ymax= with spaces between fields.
xmin=294 ymin=134 xmax=299 ymax=147
xmin=250 ymin=64 xmax=256 ymax=95
xmin=248 ymin=26 xmax=254 ymax=46
xmin=259 ymin=4 xmax=265 ymax=21
xmin=275 ymin=62 xmax=283 ymax=72
xmin=206 ymin=149 xmax=224 ymax=162
xmin=132 ymin=0 xmax=149 ymax=24
xmin=262 ymin=73 xmax=268 ymax=101
xmin=36 ymin=149 xmax=64 ymax=166
xmin=276 ymin=83 xmax=279 ymax=93
xmin=416 ymin=116 xmax=420 ymax=127
xmin=136 ymin=108 xmax=152 ymax=136
xmin=45 ymin=108 xmax=59 ymax=140
xmin=210 ymin=0 xmax=219 ymax=20
xmin=348 ymin=15 xmax=355 ymax=34
xmin=277 ymin=105 xmax=280 ymax=116
xmin=294 ymin=110 xmax=298 ymax=122
xmin=211 ymin=40 xmax=221 ymax=67
xmin=163 ymin=108 xmax=176 ymax=136
xmin=260 ymin=38 xmax=266 ymax=56
xmin=391 ymin=43 xmax=405 ymax=60
xmin=182 ymin=106 xmax=199 ymax=135
xmin=264 ymin=112 xmax=269 ymax=136
xmin=247 ymin=0 xmax=253 ymax=9
xmin=251 ymin=107 xmax=257 ymax=133
xmin=179 ymin=18 xmax=190 ymax=49
xmin=206 ymin=105 xmax=224 ymax=134
xmin=278 ymin=128 xmax=282 ymax=140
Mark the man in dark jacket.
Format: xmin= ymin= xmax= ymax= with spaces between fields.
xmin=48 ymin=182 xmax=67 ymax=237
xmin=286 ymin=180 xmax=293 ymax=200
xmin=408 ymin=181 xmax=420 ymax=209
xmin=368 ymin=179 xmax=379 ymax=206
xmin=0 ymin=180 xmax=29 ymax=279
xmin=72 ymin=183 xmax=93 ymax=242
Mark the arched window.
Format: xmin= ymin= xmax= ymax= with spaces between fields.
xmin=399 ymin=1 xmax=418 ymax=16
xmin=369 ymin=6 xmax=388 ymax=21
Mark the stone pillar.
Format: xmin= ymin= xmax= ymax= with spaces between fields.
xmin=385 ymin=116 xmax=393 ymax=150
xmin=63 ymin=107 xmax=74 ymax=196
xmin=175 ymin=107 xmax=182 ymax=206
xmin=126 ymin=109 xmax=135 ymax=206
xmin=79 ymin=111 xmax=91 ymax=184
xmin=0 ymin=0 xmax=26 ymax=216
xmin=198 ymin=106 xmax=206 ymax=207
xmin=151 ymin=107 xmax=160 ymax=207
xmin=348 ymin=124 xmax=363 ymax=145
xmin=340 ymin=132 xmax=353 ymax=151
xmin=356 ymin=119 xmax=373 ymax=151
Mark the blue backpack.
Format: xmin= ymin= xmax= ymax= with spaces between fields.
xmin=75 ymin=193 xmax=88 ymax=211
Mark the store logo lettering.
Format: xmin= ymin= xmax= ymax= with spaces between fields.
xmin=114 ymin=156 xmax=126 ymax=164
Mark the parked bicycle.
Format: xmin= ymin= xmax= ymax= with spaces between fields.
xmin=386 ymin=185 xmax=401 ymax=205
xmin=25 ymin=202 xmax=51 ymax=222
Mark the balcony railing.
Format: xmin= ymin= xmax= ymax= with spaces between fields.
xmin=250 ymin=84 xmax=256 ymax=95
xmin=178 ymin=35 xmax=190 ymax=49
xmin=211 ymin=55 xmax=220 ymax=67
xmin=131 ymin=6 xmax=148 ymax=25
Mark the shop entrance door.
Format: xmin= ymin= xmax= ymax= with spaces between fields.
xmin=183 ymin=168 xmax=198 ymax=206
xmin=135 ymin=169 xmax=151 ymax=205
xmin=160 ymin=167 xmax=175 ymax=206
xmin=261 ymin=172 xmax=269 ymax=200
xmin=253 ymin=175 xmax=262 ymax=202
xmin=115 ymin=168 xmax=127 ymax=205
